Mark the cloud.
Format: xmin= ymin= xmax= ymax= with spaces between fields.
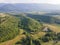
xmin=0 ymin=0 xmax=45 ymax=3
xmin=0 ymin=0 xmax=60 ymax=4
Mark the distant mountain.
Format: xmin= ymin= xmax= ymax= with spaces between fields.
xmin=0 ymin=3 xmax=60 ymax=13
xmin=0 ymin=3 xmax=6 ymax=7
xmin=0 ymin=4 xmax=20 ymax=13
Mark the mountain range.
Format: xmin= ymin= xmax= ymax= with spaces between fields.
xmin=0 ymin=3 xmax=60 ymax=13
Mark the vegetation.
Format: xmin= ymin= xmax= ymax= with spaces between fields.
xmin=26 ymin=13 xmax=60 ymax=24
xmin=0 ymin=14 xmax=19 ymax=42
xmin=0 ymin=13 xmax=60 ymax=45
xmin=16 ymin=15 xmax=43 ymax=33
xmin=15 ymin=31 xmax=60 ymax=45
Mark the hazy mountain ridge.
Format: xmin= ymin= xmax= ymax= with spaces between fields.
xmin=0 ymin=3 xmax=60 ymax=12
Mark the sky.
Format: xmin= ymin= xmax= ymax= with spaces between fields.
xmin=0 ymin=0 xmax=60 ymax=4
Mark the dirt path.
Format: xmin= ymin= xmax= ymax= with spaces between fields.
xmin=0 ymin=34 xmax=25 ymax=45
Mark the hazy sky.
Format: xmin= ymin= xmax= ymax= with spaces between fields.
xmin=0 ymin=0 xmax=60 ymax=4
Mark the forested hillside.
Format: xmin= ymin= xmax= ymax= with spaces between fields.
xmin=26 ymin=13 xmax=60 ymax=24
xmin=0 ymin=14 xmax=19 ymax=42
xmin=0 ymin=13 xmax=43 ymax=43
xmin=0 ymin=13 xmax=60 ymax=45
xmin=15 ymin=14 xmax=43 ymax=33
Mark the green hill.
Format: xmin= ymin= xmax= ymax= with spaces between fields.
xmin=0 ymin=13 xmax=60 ymax=45
xmin=0 ymin=14 xmax=19 ymax=42
xmin=0 ymin=13 xmax=43 ymax=43
xmin=15 ymin=14 xmax=43 ymax=33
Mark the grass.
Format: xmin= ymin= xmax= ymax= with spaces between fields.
xmin=0 ymin=30 xmax=45 ymax=45
xmin=0 ymin=30 xmax=26 ymax=45
xmin=44 ymin=24 xmax=60 ymax=33
xmin=32 ymin=32 xmax=46 ymax=39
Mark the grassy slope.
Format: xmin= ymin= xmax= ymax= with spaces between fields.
xmin=0 ymin=14 xmax=19 ymax=43
xmin=1 ymin=13 xmax=60 ymax=45
xmin=44 ymin=24 xmax=60 ymax=33
xmin=41 ymin=24 xmax=60 ymax=45
xmin=16 ymin=15 xmax=43 ymax=32
xmin=0 ymin=31 xmax=45 ymax=45
xmin=0 ymin=23 xmax=60 ymax=45
xmin=32 ymin=32 xmax=46 ymax=39
xmin=0 ymin=32 xmax=26 ymax=45
xmin=0 ymin=14 xmax=44 ymax=45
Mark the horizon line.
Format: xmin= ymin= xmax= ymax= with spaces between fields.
xmin=0 ymin=3 xmax=60 ymax=5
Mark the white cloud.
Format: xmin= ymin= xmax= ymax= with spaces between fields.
xmin=0 ymin=0 xmax=60 ymax=4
